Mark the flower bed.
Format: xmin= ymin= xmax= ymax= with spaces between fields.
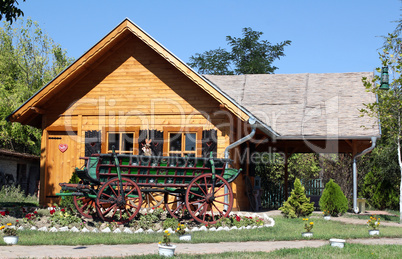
xmin=0 ymin=205 xmax=274 ymax=234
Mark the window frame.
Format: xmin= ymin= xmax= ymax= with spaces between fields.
xmin=163 ymin=127 xmax=202 ymax=157
xmin=101 ymin=127 xmax=140 ymax=154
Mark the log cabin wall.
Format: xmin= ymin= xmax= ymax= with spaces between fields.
xmin=40 ymin=33 xmax=241 ymax=206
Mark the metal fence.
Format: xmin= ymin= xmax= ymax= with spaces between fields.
xmin=260 ymin=179 xmax=323 ymax=210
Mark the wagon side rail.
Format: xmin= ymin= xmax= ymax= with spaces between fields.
xmin=95 ymin=153 xmax=239 ymax=188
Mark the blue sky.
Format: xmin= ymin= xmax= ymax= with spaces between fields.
xmin=19 ymin=0 xmax=401 ymax=74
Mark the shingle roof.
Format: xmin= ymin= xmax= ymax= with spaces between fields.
xmin=204 ymin=72 xmax=380 ymax=138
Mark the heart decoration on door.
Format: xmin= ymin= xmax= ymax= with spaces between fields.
xmin=59 ymin=144 xmax=68 ymax=153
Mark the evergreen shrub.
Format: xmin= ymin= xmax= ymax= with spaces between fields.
xmin=319 ymin=179 xmax=348 ymax=216
xmin=279 ymin=178 xmax=314 ymax=218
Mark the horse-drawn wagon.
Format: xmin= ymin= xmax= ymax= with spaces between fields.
xmin=57 ymin=149 xmax=241 ymax=224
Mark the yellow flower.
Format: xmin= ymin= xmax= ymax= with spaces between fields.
xmin=158 ymin=241 xmax=161 ymax=244
xmin=164 ymin=230 xmax=169 ymax=234
xmin=6 ymin=223 xmax=12 ymax=226
xmin=177 ymin=228 xmax=180 ymax=231
xmin=0 ymin=226 xmax=5 ymax=230
xmin=167 ymin=233 xmax=170 ymax=236
xmin=310 ymin=222 xmax=314 ymax=225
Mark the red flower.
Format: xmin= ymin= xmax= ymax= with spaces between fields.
xmin=61 ymin=209 xmax=65 ymax=212
xmin=5 ymin=210 xmax=9 ymax=215
xmin=16 ymin=220 xmax=19 ymax=222
xmin=235 ymin=215 xmax=241 ymax=222
xmin=50 ymin=209 xmax=55 ymax=215
xmin=0 ymin=211 xmax=5 ymax=216
xmin=34 ymin=211 xmax=38 ymax=214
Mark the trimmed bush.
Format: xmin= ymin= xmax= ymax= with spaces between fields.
xmin=279 ymin=178 xmax=314 ymax=218
xmin=319 ymin=179 xmax=348 ymax=216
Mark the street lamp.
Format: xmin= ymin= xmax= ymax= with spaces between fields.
xmin=380 ymin=67 xmax=390 ymax=90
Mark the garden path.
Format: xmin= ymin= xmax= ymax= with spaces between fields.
xmin=1 ymin=238 xmax=402 ymax=258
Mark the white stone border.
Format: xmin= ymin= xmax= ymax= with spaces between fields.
xmin=15 ymin=212 xmax=275 ymax=234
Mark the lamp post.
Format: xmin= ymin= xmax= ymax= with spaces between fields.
xmin=380 ymin=67 xmax=390 ymax=90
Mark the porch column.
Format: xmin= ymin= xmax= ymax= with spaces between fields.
xmin=284 ymin=152 xmax=289 ymax=199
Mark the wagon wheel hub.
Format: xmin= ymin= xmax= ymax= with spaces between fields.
xmin=206 ymin=193 xmax=215 ymax=203
xmin=116 ymin=195 xmax=125 ymax=206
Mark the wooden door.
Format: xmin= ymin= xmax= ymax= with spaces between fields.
xmin=45 ymin=131 xmax=78 ymax=205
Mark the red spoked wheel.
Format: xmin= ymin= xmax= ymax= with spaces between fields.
xmin=185 ymin=173 xmax=233 ymax=224
xmin=73 ymin=196 xmax=97 ymax=219
xmin=164 ymin=192 xmax=193 ymax=220
xmin=96 ymin=177 xmax=142 ymax=224
xmin=141 ymin=189 xmax=164 ymax=210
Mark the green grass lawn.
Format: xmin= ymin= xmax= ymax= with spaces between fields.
xmin=342 ymin=210 xmax=400 ymax=223
xmin=98 ymin=244 xmax=402 ymax=259
xmin=2 ymin=216 xmax=401 ymax=246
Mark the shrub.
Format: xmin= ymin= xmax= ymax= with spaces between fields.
xmin=0 ymin=185 xmax=38 ymax=206
xmin=361 ymin=171 xmax=399 ymax=210
xmin=319 ymin=179 xmax=348 ymax=216
xmin=279 ymin=178 xmax=314 ymax=218
xmin=162 ymin=218 xmax=179 ymax=230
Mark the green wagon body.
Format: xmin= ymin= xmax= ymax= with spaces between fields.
xmin=57 ymin=152 xmax=241 ymax=224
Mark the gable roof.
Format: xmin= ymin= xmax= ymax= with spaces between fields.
xmin=7 ymin=19 xmax=379 ymax=140
xmin=204 ymin=72 xmax=380 ymax=139
xmin=8 ymin=19 xmax=277 ymax=135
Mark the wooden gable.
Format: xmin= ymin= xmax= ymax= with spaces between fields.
xmin=7 ymin=19 xmax=250 ymax=128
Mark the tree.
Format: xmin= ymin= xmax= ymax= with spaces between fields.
xmin=0 ymin=0 xmax=25 ymax=24
xmin=361 ymin=33 xmax=402 ymax=223
xmin=319 ymin=179 xmax=348 ymax=216
xmin=359 ymin=136 xmax=399 ymax=210
xmin=0 ymin=19 xmax=73 ymax=154
xmin=188 ymin=27 xmax=291 ymax=75
xmin=278 ymin=178 xmax=314 ymax=218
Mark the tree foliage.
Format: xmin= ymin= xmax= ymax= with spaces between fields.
xmin=279 ymin=178 xmax=314 ymax=218
xmin=188 ymin=27 xmax=291 ymax=75
xmin=0 ymin=19 xmax=73 ymax=154
xmin=256 ymin=153 xmax=320 ymax=184
xmin=361 ymin=33 xmax=402 ymax=222
xmin=0 ymin=0 xmax=25 ymax=24
xmin=358 ymin=136 xmax=400 ymax=210
xmin=319 ymin=179 xmax=348 ymax=216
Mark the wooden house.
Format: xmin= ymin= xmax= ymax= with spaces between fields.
xmin=7 ymin=19 xmax=380 ymax=210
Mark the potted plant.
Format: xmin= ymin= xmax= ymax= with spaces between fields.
xmin=158 ymin=229 xmax=176 ymax=257
xmin=301 ymin=218 xmax=314 ymax=238
xmin=367 ymin=215 xmax=380 ymax=235
xmin=176 ymin=223 xmax=191 ymax=241
xmin=1 ymin=223 xmax=19 ymax=245
xmin=322 ymin=210 xmax=331 ymax=220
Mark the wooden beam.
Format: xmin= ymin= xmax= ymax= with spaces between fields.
xmin=31 ymin=107 xmax=46 ymax=114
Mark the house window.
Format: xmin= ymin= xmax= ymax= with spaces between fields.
xmin=102 ymin=127 xmax=139 ymax=154
xmin=164 ymin=127 xmax=202 ymax=157
xmin=107 ymin=132 xmax=135 ymax=154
